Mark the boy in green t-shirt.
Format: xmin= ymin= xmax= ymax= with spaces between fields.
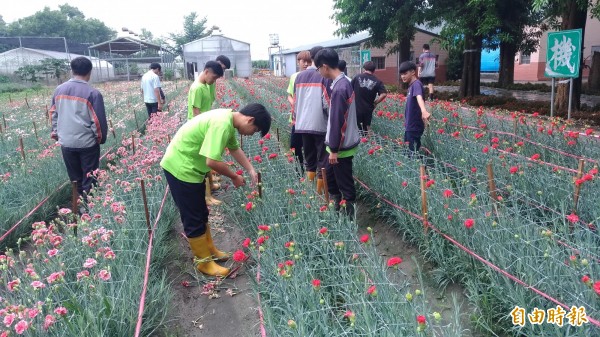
xmin=187 ymin=61 xmax=224 ymax=120
xmin=161 ymin=103 xmax=271 ymax=277
xmin=187 ymin=61 xmax=225 ymax=205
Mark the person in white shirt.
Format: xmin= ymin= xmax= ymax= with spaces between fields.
xmin=141 ymin=63 xmax=163 ymax=116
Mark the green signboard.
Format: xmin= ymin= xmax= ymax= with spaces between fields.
xmin=544 ymin=29 xmax=582 ymax=78
xmin=360 ymin=50 xmax=371 ymax=65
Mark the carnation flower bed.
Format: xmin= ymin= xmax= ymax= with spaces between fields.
xmin=215 ymin=80 xmax=466 ymax=336
xmin=0 ymin=83 xmax=186 ymax=336
xmin=226 ymin=76 xmax=600 ymax=336
xmin=0 ymin=81 xmax=182 ymax=248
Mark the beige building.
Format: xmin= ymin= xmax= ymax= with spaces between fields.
xmin=514 ymin=12 xmax=600 ymax=81
xmin=280 ymin=27 xmax=448 ymax=85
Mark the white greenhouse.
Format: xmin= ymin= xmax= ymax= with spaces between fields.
xmin=0 ymin=47 xmax=115 ymax=82
xmin=182 ymin=34 xmax=251 ymax=79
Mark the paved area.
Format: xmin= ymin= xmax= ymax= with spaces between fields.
xmin=436 ymin=85 xmax=600 ymax=107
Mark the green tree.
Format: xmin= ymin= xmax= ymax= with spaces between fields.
xmin=428 ymin=0 xmax=488 ymax=97
xmin=0 ymin=15 xmax=7 ymax=37
xmin=332 ymin=0 xmax=425 ymax=87
xmin=15 ymin=65 xmax=41 ymax=83
xmin=5 ymin=5 xmax=115 ymax=44
xmin=38 ymin=58 xmax=70 ymax=84
xmin=167 ymin=13 xmax=213 ymax=55
xmin=252 ymin=60 xmax=269 ymax=69
xmin=472 ymin=0 xmax=544 ymax=87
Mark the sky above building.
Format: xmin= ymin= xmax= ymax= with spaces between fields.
xmin=1 ymin=0 xmax=341 ymax=59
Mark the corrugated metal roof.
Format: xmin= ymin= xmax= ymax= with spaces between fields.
xmin=281 ymin=25 xmax=443 ymax=55
xmin=183 ymin=34 xmax=250 ymax=48
xmin=89 ymin=37 xmax=162 ymax=55
xmin=282 ymin=32 xmax=370 ymax=54
xmin=0 ymin=47 xmax=101 ymax=61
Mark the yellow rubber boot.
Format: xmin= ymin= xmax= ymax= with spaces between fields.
xmin=205 ymin=180 xmax=222 ymax=206
xmin=316 ymin=178 xmax=325 ymax=195
xmin=209 ymin=172 xmax=221 ymax=191
xmin=206 ymin=225 xmax=230 ymax=262
xmin=306 ymin=171 xmax=316 ymax=182
xmin=188 ymin=234 xmax=230 ymax=277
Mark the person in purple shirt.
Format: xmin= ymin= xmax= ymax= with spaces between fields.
xmin=399 ymin=61 xmax=430 ymax=154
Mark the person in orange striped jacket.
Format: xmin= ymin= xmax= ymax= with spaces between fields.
xmin=50 ymin=56 xmax=107 ymax=201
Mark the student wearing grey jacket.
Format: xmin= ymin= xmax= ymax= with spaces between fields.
xmin=50 ymin=57 xmax=107 ymax=199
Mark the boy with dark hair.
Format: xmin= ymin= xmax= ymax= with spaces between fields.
xmin=188 ymin=61 xmax=224 ymax=119
xmin=351 ymin=60 xmax=387 ymax=132
xmin=315 ymin=48 xmax=360 ymax=216
xmin=187 ymin=60 xmax=225 ymax=205
xmin=161 ymin=103 xmax=271 ymax=277
xmin=418 ymin=44 xmax=436 ymax=101
xmin=141 ymin=62 xmax=163 ymax=115
xmin=216 ymin=55 xmax=231 ymax=70
xmin=399 ymin=61 xmax=430 ymax=154
xmin=337 ymin=60 xmax=352 ymax=81
xmin=287 ymin=50 xmax=312 ymax=174
xmin=50 ymin=56 xmax=108 ymax=200
xmin=293 ymin=45 xmax=331 ymax=194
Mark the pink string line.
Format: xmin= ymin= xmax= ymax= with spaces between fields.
xmin=354 ymin=177 xmax=600 ymax=327
xmin=256 ymin=251 xmax=267 ymax=337
xmin=434 ymin=115 xmax=599 ymax=165
xmin=0 ymin=145 xmax=116 ymax=243
xmin=431 ymin=119 xmax=583 ymax=173
xmin=134 ymin=185 xmax=170 ymax=337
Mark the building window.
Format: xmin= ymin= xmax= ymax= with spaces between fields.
xmin=520 ymin=52 xmax=531 ymax=65
xmin=372 ymin=56 xmax=385 ymax=69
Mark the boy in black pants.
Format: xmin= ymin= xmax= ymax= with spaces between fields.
xmin=315 ymin=48 xmax=360 ymax=216
xmin=399 ymin=61 xmax=430 ymax=154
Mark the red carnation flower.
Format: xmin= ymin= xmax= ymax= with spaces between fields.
xmin=464 ymin=218 xmax=475 ymax=229
xmin=566 ymin=213 xmax=579 ymax=223
xmin=417 ymin=315 xmax=426 ymax=325
xmin=443 ymin=189 xmax=453 ymax=198
xmin=360 ymin=234 xmax=370 ymax=243
xmin=387 ymin=257 xmax=402 ymax=267
xmin=233 ymin=250 xmax=248 ymax=262
xmin=312 ymin=279 xmax=321 ymax=289
xmin=319 ymin=227 xmax=328 ymax=235
xmin=594 ymin=281 xmax=600 ymax=296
